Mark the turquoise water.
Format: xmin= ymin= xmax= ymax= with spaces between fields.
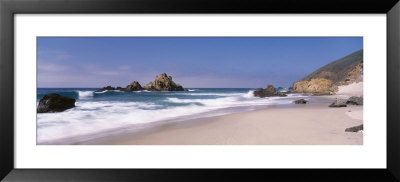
xmin=37 ymin=88 xmax=308 ymax=143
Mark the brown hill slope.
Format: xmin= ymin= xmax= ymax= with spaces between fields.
xmin=293 ymin=49 xmax=363 ymax=94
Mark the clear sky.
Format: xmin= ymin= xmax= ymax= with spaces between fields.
xmin=37 ymin=37 xmax=363 ymax=88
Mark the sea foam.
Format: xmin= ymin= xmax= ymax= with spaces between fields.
xmin=37 ymin=89 xmax=309 ymax=144
xmin=77 ymin=91 xmax=94 ymax=98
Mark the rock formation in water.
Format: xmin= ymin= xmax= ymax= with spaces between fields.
xmin=292 ymin=49 xmax=363 ymax=95
xmin=144 ymin=73 xmax=185 ymax=91
xmin=95 ymin=73 xmax=186 ymax=92
xmin=37 ymin=94 xmax=76 ymax=113
xmin=95 ymin=86 xmax=117 ymax=92
xmin=125 ymin=81 xmax=143 ymax=91
xmin=253 ymin=85 xmax=287 ymax=98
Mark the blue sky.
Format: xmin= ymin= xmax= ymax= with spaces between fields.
xmin=37 ymin=37 xmax=363 ymax=88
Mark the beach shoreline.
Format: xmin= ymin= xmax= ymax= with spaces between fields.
xmin=74 ymin=95 xmax=363 ymax=145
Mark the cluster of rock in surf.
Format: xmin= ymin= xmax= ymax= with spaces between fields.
xmin=253 ymin=85 xmax=288 ymax=98
xmin=252 ymin=85 xmax=307 ymax=105
xmin=37 ymin=73 xmax=187 ymax=113
xmin=95 ymin=73 xmax=187 ymax=92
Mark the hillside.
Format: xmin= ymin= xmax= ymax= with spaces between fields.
xmin=293 ymin=49 xmax=363 ymax=94
xmin=300 ymin=49 xmax=363 ymax=82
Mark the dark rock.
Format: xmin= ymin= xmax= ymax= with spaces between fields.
xmin=143 ymin=73 xmax=185 ymax=91
xmin=346 ymin=96 xmax=363 ymax=105
xmin=37 ymin=94 xmax=75 ymax=113
xmin=294 ymin=99 xmax=308 ymax=104
xmin=98 ymin=81 xmax=144 ymax=92
xmin=125 ymin=81 xmax=143 ymax=91
xmin=117 ymin=86 xmax=128 ymax=92
xmin=329 ymin=99 xmax=347 ymax=107
xmin=345 ymin=124 xmax=363 ymax=132
xmin=95 ymin=86 xmax=115 ymax=92
xmin=253 ymin=85 xmax=287 ymax=98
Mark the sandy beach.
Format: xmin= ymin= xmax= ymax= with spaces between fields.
xmin=80 ymin=95 xmax=363 ymax=145
xmin=36 ymin=81 xmax=363 ymax=145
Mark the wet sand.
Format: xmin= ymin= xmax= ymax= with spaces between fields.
xmin=81 ymin=100 xmax=363 ymax=145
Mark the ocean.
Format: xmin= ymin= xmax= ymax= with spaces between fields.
xmin=37 ymin=88 xmax=312 ymax=144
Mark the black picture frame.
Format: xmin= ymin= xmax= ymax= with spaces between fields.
xmin=1 ymin=0 xmax=399 ymax=181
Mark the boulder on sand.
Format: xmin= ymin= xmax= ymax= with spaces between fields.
xmin=345 ymin=124 xmax=363 ymax=132
xmin=294 ymin=99 xmax=308 ymax=104
xmin=37 ymin=93 xmax=76 ymax=113
xmin=346 ymin=96 xmax=363 ymax=105
xmin=329 ymin=98 xmax=347 ymax=107
xmin=253 ymin=85 xmax=287 ymax=98
xmin=144 ymin=73 xmax=185 ymax=91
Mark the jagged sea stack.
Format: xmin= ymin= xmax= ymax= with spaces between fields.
xmin=144 ymin=73 xmax=185 ymax=91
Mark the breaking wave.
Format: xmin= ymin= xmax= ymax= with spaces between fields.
xmin=77 ymin=91 xmax=94 ymax=98
xmin=37 ymin=88 xmax=309 ymax=143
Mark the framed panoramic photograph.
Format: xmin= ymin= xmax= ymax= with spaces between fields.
xmin=35 ymin=37 xmax=365 ymax=145
xmin=1 ymin=0 xmax=399 ymax=181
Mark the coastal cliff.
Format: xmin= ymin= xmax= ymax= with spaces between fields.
xmin=292 ymin=49 xmax=363 ymax=95
xmin=293 ymin=78 xmax=336 ymax=95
